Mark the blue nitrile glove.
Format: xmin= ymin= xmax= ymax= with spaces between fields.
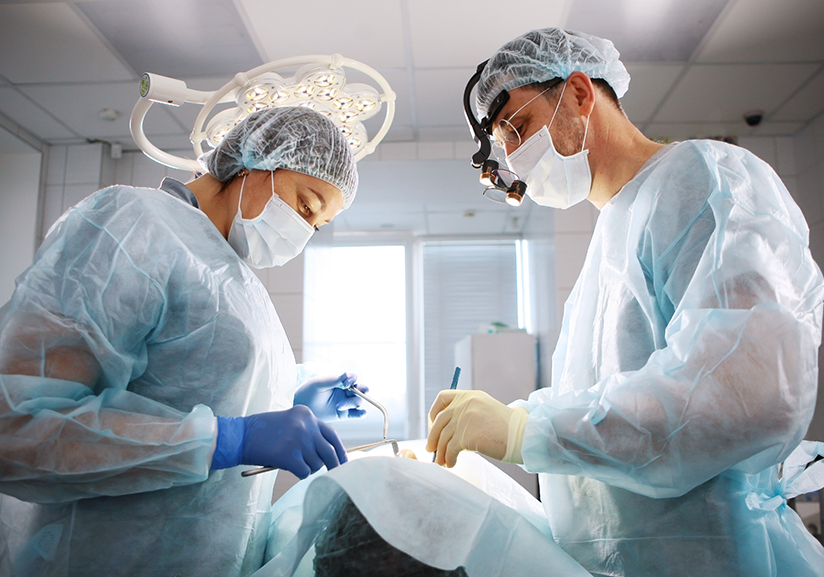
xmin=211 ymin=405 xmax=347 ymax=479
xmin=293 ymin=372 xmax=370 ymax=420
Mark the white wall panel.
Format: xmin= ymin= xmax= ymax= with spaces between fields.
xmin=0 ymin=149 xmax=41 ymax=304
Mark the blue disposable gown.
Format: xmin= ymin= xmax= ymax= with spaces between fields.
xmin=513 ymin=141 xmax=824 ymax=576
xmin=0 ymin=179 xmax=296 ymax=577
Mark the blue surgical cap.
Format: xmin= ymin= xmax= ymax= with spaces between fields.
xmin=477 ymin=28 xmax=631 ymax=119
xmin=199 ymin=107 xmax=358 ymax=209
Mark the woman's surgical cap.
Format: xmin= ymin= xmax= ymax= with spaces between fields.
xmin=477 ymin=28 xmax=631 ymax=119
xmin=199 ymin=107 xmax=358 ymax=209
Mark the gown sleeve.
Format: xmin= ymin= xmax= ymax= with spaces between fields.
xmin=0 ymin=188 xmax=216 ymax=504
xmin=515 ymin=143 xmax=824 ymax=498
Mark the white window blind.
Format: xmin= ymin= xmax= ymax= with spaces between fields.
xmin=423 ymin=241 xmax=519 ymax=410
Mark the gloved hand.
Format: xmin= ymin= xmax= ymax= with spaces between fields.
xmin=426 ymin=389 xmax=529 ymax=468
xmin=211 ymin=405 xmax=347 ymax=479
xmin=294 ymin=373 xmax=370 ymax=421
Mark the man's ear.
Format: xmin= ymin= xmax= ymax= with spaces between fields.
xmin=565 ymin=71 xmax=596 ymax=116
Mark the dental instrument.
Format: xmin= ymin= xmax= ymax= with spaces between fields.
xmin=433 ymin=367 xmax=462 ymax=462
xmin=241 ymin=385 xmax=398 ymax=477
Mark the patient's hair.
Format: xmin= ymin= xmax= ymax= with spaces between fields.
xmin=313 ymin=494 xmax=469 ymax=577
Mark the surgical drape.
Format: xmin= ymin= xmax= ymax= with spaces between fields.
xmin=0 ymin=180 xmax=295 ymax=577
xmin=513 ymin=140 xmax=824 ymax=576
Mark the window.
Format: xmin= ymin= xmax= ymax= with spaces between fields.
xmin=422 ymin=241 xmax=521 ymax=410
xmin=304 ymin=244 xmax=407 ymax=444
xmin=304 ymin=238 xmax=526 ymax=444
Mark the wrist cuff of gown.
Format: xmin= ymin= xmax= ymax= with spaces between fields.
xmin=211 ymin=416 xmax=245 ymax=470
xmin=503 ymin=407 xmax=530 ymax=465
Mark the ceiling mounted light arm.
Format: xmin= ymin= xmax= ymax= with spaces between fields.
xmin=130 ymin=98 xmax=201 ymax=171
xmin=130 ymin=54 xmax=395 ymax=172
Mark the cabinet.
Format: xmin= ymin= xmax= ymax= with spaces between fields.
xmin=454 ymin=332 xmax=539 ymax=498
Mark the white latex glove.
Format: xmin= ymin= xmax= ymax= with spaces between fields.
xmin=426 ymin=389 xmax=529 ymax=468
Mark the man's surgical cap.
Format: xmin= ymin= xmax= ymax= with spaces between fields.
xmin=199 ymin=107 xmax=358 ymax=209
xmin=477 ymin=28 xmax=631 ymax=119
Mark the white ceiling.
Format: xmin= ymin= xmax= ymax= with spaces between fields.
xmin=0 ymin=0 xmax=822 ymax=235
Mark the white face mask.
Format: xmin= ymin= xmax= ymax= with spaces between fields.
xmin=505 ymin=82 xmax=593 ymax=210
xmin=227 ymin=171 xmax=315 ymax=268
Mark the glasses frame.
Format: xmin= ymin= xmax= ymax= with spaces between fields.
xmin=490 ymin=80 xmax=562 ymax=151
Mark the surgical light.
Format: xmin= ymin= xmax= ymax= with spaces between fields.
xmin=130 ymin=54 xmax=396 ymax=171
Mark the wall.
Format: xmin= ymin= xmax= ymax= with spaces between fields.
xmin=0 ymin=149 xmax=42 ymax=304
xmin=790 ymin=112 xmax=824 ymax=440
xmin=42 ymin=143 xmax=113 ymax=240
xmin=522 ymin=207 xmax=558 ymax=390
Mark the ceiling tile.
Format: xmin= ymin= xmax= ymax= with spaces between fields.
xmin=408 ymin=0 xmax=573 ymax=68
xmin=643 ymin=122 xmax=743 ymax=140
xmin=621 ymin=63 xmax=685 ymax=123
xmin=426 ymin=210 xmax=509 ymax=235
xmin=566 ymin=0 xmax=729 ymax=62
xmin=418 ymin=126 xmax=473 ymax=141
xmin=0 ymin=125 xmax=40 ymax=154
xmin=378 ymin=125 xmax=416 ymax=143
xmin=0 ymin=87 xmax=76 ymax=140
xmin=426 ymin=200 xmax=507 ymax=213
xmin=418 ymin=141 xmax=454 ymax=160
xmin=750 ymin=121 xmax=806 ymax=137
xmin=378 ymin=142 xmax=417 ymax=161
xmin=414 ymin=68 xmax=475 ymax=127
xmin=653 ymin=63 xmax=818 ymax=123
xmin=131 ymin=133 xmax=203 ymax=158
xmin=643 ymin=121 xmax=802 ymax=141
xmin=344 ymin=202 xmax=428 ymax=215
xmin=0 ymin=3 xmax=133 ymax=83
xmin=357 ymin=159 xmax=478 ymax=206
xmin=696 ymin=0 xmax=824 ymax=63
xmin=76 ymin=0 xmax=261 ymax=79
xmin=20 ymin=81 xmax=188 ymax=141
xmin=239 ymin=0 xmax=407 ymax=69
xmin=335 ymin=210 xmax=428 ymax=233
xmin=772 ymin=67 xmax=824 ymax=122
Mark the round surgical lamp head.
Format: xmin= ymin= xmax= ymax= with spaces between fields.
xmin=130 ymin=54 xmax=396 ymax=172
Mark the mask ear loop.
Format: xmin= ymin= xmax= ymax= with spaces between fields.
xmin=236 ymin=172 xmax=248 ymax=217
xmin=581 ymin=106 xmax=592 ymax=153
xmin=547 ymin=80 xmax=567 ymax=131
xmin=547 ymin=80 xmax=593 ymax=154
